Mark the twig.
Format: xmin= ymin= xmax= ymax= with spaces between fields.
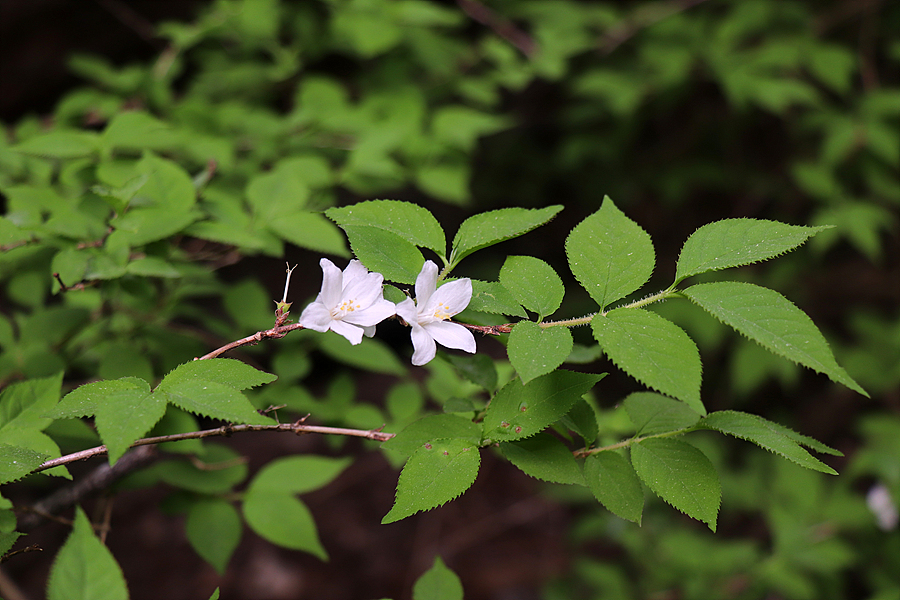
xmin=194 ymin=322 xmax=306 ymax=360
xmin=33 ymin=420 xmax=395 ymax=475
xmin=456 ymin=0 xmax=536 ymax=57
xmin=460 ymin=322 xmax=513 ymax=335
xmin=17 ymin=446 xmax=159 ymax=532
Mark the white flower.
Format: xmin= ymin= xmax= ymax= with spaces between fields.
xmin=299 ymin=258 xmax=395 ymax=345
xmin=395 ymin=260 xmax=476 ymax=366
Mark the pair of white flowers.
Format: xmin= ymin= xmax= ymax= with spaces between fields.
xmin=298 ymin=258 xmax=476 ymax=366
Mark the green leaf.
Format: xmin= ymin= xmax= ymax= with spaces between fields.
xmin=186 ymin=498 xmax=242 ymax=575
xmin=326 ymin=200 xmax=445 ymax=254
xmin=13 ymin=131 xmax=100 ymax=158
xmin=155 ymin=444 xmax=248 ymax=494
xmin=466 ymin=280 xmax=526 ymax=317
xmin=682 ymin=282 xmax=867 ymax=396
xmin=135 ymin=152 xmax=196 ymax=212
xmin=0 ymin=372 xmax=62 ymax=430
xmin=157 ymin=380 xmax=272 ymax=425
xmin=267 ymin=211 xmax=350 ymax=257
xmin=382 ymin=438 xmax=481 ymax=524
xmin=0 ymin=443 xmax=49 ymax=484
xmin=243 ymin=456 xmax=351 ymax=559
xmin=244 ymin=455 xmax=351 ymax=496
xmin=160 ymin=359 xmax=277 ymax=391
xmin=499 ymin=432 xmax=583 ymax=484
xmin=630 ymin=438 xmax=720 ymax=531
xmin=507 ymin=322 xmax=573 ymax=384
xmin=108 ymin=207 xmax=199 ymax=247
xmin=584 ymin=452 xmax=644 ymax=524
xmin=481 ymin=370 xmax=605 ymax=443
xmin=246 ymin=168 xmax=309 ymax=224
xmin=341 ymin=225 xmax=424 ymax=284
xmin=0 ymin=531 xmax=22 ymax=556
xmin=47 ymin=507 xmax=129 ymax=600
xmin=450 ymin=205 xmax=562 ymax=266
xmin=101 ymin=111 xmax=179 ymax=152
xmin=125 ymin=256 xmax=182 ymax=278
xmin=560 ymin=399 xmax=599 ymax=443
xmin=208 ymin=589 xmax=220 ymax=600
xmin=623 ymin=392 xmax=701 ymax=435
xmin=413 ymin=556 xmax=464 ymax=600
xmin=592 ymin=310 xmax=704 ymax=415
xmin=566 ymin=196 xmax=655 ymax=309
xmin=48 ymin=377 xmax=149 ymax=419
xmin=499 ymin=256 xmax=565 ymax=317
xmin=93 ymin=382 xmax=164 ymax=464
xmin=319 ymin=333 xmax=406 ymax=375
xmin=700 ymin=411 xmax=837 ymax=474
xmin=441 ymin=353 xmax=498 ymax=392
xmin=382 ymin=414 xmax=482 ymax=458
xmin=675 ymin=219 xmax=831 ymax=284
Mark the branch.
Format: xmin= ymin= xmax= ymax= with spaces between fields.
xmin=33 ymin=419 xmax=395 ymax=475
xmin=195 ymin=322 xmax=306 ymax=360
xmin=456 ymin=0 xmax=536 ymax=57
xmin=600 ymin=0 xmax=711 ymax=55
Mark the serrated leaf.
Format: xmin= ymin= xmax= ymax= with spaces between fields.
xmin=135 ymin=152 xmax=196 ymax=212
xmin=623 ymin=392 xmax=701 ymax=435
xmin=160 ymin=359 xmax=277 ymax=391
xmin=499 ymin=256 xmax=564 ymax=317
xmin=467 ymin=280 xmax=526 ymax=317
xmin=413 ymin=556 xmax=464 ymax=600
xmin=0 ymin=531 xmax=22 ymax=556
xmin=246 ymin=168 xmax=309 ymax=223
xmin=675 ymin=219 xmax=831 ymax=283
xmin=382 ymin=439 xmax=481 ymax=524
xmin=700 ymin=411 xmax=837 ymax=474
xmin=341 ymin=225 xmax=424 ymax=284
xmin=507 ymin=322 xmax=573 ymax=384
xmin=326 ymin=200 xmax=446 ymax=254
xmin=0 ymin=429 xmax=68 ymax=479
xmin=0 ymin=372 xmax=62 ymax=430
xmin=566 ymin=197 xmax=655 ymax=309
xmin=48 ymin=377 xmax=149 ymax=419
xmin=450 ymin=205 xmax=562 ymax=266
xmin=382 ymin=414 xmax=482 ymax=458
xmin=630 ymin=438 xmax=720 ymax=531
xmin=592 ymin=310 xmax=705 ymax=415
xmin=682 ymin=282 xmax=867 ymax=396
xmin=560 ymin=399 xmax=599 ymax=443
xmin=584 ymin=452 xmax=644 ymax=524
xmin=157 ymin=380 xmax=272 ymax=425
xmin=0 ymin=443 xmax=49 ymax=484
xmin=47 ymin=507 xmax=128 ymax=600
xmin=481 ymin=370 xmax=605 ymax=443
xmin=186 ymin=498 xmax=242 ymax=575
xmin=499 ymin=432 xmax=583 ymax=484
xmin=94 ymin=384 xmax=165 ymax=464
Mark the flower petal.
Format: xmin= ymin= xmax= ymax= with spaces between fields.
xmin=343 ymin=298 xmax=396 ymax=327
xmin=341 ymin=260 xmax=368 ymax=286
xmin=317 ymin=258 xmax=343 ymax=308
xmin=414 ymin=261 xmax=438 ymax=308
xmin=298 ymin=301 xmax=333 ymax=333
xmin=341 ymin=271 xmax=385 ymax=308
xmin=424 ymin=320 xmax=476 ymax=353
xmin=427 ymin=278 xmax=472 ymax=317
xmin=395 ymin=297 xmax=419 ymax=325
xmin=410 ymin=324 xmax=437 ymax=366
xmin=330 ymin=319 xmax=366 ymax=345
